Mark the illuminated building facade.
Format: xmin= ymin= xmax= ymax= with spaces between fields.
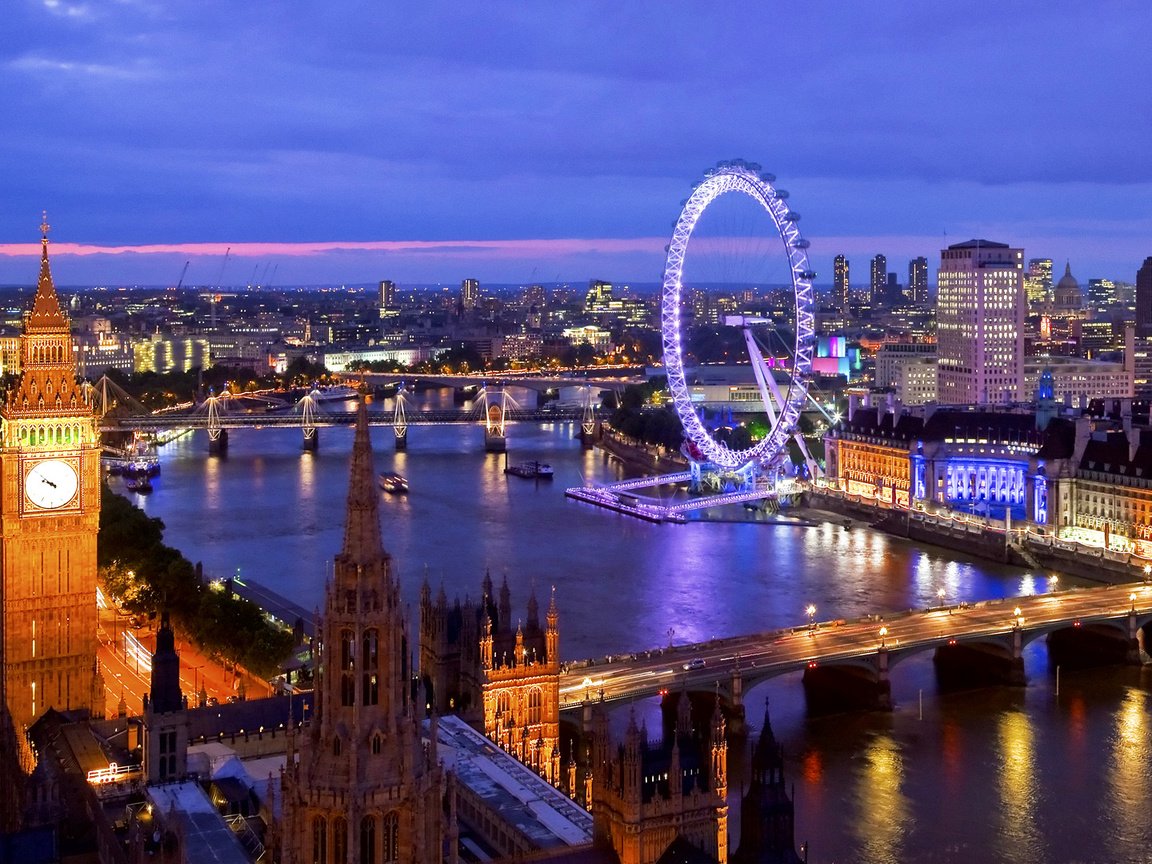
xmin=896 ymin=357 xmax=939 ymax=405
xmin=378 ymin=279 xmax=397 ymax=318
xmin=1025 ymin=258 xmax=1053 ymax=307
xmin=908 ymin=256 xmax=929 ymax=306
xmin=937 ymin=239 xmax=1026 ymax=405
xmin=0 ymin=220 xmax=104 ymax=745
xmin=1136 ymin=257 xmax=1152 ymax=338
xmin=480 ymin=582 xmax=561 ymax=784
xmin=833 ymin=254 xmax=849 ymax=313
xmin=461 ymin=278 xmax=480 ymax=312
xmin=869 ymin=254 xmax=887 ymax=306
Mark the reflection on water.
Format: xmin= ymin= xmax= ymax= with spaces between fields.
xmin=996 ymin=710 xmax=1044 ymax=863
xmin=1107 ymin=688 xmax=1148 ymax=859
xmin=855 ymin=734 xmax=908 ymax=864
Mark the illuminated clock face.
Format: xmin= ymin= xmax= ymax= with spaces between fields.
xmin=25 ymin=459 xmax=79 ymax=510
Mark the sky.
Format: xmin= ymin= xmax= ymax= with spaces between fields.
xmin=1 ymin=0 xmax=1150 ymax=288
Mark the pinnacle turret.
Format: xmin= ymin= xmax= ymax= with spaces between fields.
xmin=337 ymin=399 xmax=385 ymax=570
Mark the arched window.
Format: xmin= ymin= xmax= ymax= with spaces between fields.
xmin=341 ymin=673 xmax=355 ymax=707
xmin=372 ymin=733 xmax=382 ymax=755
xmin=360 ymin=816 xmax=377 ymax=864
xmin=528 ymin=688 xmax=542 ymax=725
xmin=332 ymin=817 xmax=347 ymax=864
xmin=340 ymin=629 xmax=355 ymax=670
xmin=312 ymin=815 xmax=327 ymax=864
xmin=363 ymin=629 xmax=379 ymax=706
xmin=497 ymin=691 xmax=511 ymax=719
xmin=383 ymin=812 xmax=399 ymax=863
xmin=333 ymin=736 xmax=342 ymax=756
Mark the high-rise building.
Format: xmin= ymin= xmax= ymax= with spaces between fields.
xmin=870 ymin=255 xmax=887 ymax=306
xmin=1087 ymin=278 xmax=1117 ymax=311
xmin=378 ymin=279 xmax=396 ymax=318
xmin=1136 ymin=257 xmax=1152 ymax=338
xmin=833 ymin=255 xmax=849 ymax=312
xmin=908 ymin=257 xmax=929 ymax=306
xmin=0 ymin=219 xmax=104 ymax=743
xmin=936 ymin=239 xmax=1026 ymax=405
xmin=281 ymin=402 xmax=445 ymax=864
xmin=1025 ymin=258 xmax=1053 ymax=307
xmin=886 ymin=272 xmax=901 ymax=305
xmin=461 ymin=278 xmax=480 ymax=312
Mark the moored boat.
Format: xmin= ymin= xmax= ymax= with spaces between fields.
xmin=504 ymin=460 xmax=554 ymax=480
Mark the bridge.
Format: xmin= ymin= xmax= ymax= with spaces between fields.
xmin=558 ymin=580 xmax=1152 ymax=726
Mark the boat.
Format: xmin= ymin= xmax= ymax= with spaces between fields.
xmin=378 ymin=472 xmax=409 ymax=494
xmin=504 ymin=460 xmax=554 ymax=480
xmin=312 ymin=385 xmax=360 ymax=403
xmin=124 ymin=472 xmax=153 ymax=494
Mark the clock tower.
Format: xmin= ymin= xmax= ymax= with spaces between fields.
xmin=0 ymin=217 xmax=103 ymax=740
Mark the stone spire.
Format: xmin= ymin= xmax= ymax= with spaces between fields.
xmin=26 ymin=213 xmax=69 ymax=334
xmin=338 ymin=399 xmax=385 ymax=569
xmin=149 ymin=611 xmax=183 ymax=714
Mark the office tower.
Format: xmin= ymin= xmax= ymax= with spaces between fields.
xmin=1088 ymin=278 xmax=1117 ymax=311
xmin=1025 ymin=258 xmax=1053 ymax=307
xmin=908 ymin=257 xmax=929 ymax=305
xmin=937 ymin=239 xmax=1026 ymax=405
xmin=461 ymin=278 xmax=480 ymax=312
xmin=870 ymin=255 xmax=887 ymax=306
xmin=1137 ymin=257 xmax=1152 ymax=338
xmin=833 ymin=254 xmax=849 ymax=312
xmin=585 ymin=279 xmax=614 ymax=312
xmin=378 ymin=279 xmax=396 ymax=318
xmin=886 ymin=272 xmax=901 ymax=305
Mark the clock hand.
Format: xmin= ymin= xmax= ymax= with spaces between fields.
xmin=40 ymin=477 xmax=58 ymax=489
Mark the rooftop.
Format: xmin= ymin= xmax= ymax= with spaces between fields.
xmin=948 ymin=239 xmax=1009 ymax=249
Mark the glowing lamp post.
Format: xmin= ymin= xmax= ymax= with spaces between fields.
xmin=879 ymin=625 xmax=888 ymax=649
xmin=1130 ymin=593 xmax=1137 ymax=613
xmin=1049 ymin=575 xmax=1059 ymax=592
xmin=806 ymin=604 xmax=816 ymax=633
xmin=1013 ymin=606 xmax=1024 ymax=630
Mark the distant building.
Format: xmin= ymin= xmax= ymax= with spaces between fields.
xmin=1137 ymin=257 xmax=1152 ymax=338
xmin=908 ymin=256 xmax=929 ymax=306
xmin=1053 ymin=262 xmax=1084 ymax=314
xmin=1087 ymin=278 xmax=1117 ymax=311
xmin=833 ymin=254 xmax=850 ymax=313
xmin=461 ymin=278 xmax=480 ymax=312
xmin=870 ymin=255 xmax=887 ymax=306
xmin=378 ymin=279 xmax=397 ymax=318
xmin=875 ymin=342 xmax=937 ymax=388
xmin=1025 ymin=258 xmax=1053 ymax=307
xmin=936 ymin=239 xmax=1026 ymax=405
xmin=896 ymin=356 xmax=939 ymax=405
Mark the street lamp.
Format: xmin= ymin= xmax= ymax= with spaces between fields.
xmin=1013 ymin=606 xmax=1024 ymax=629
xmin=806 ymin=604 xmax=816 ymax=633
xmin=1130 ymin=593 xmax=1137 ymax=613
xmin=936 ymin=588 xmax=946 ymax=607
xmin=879 ymin=625 xmax=888 ymax=648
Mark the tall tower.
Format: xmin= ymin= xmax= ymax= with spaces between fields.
xmin=908 ymin=256 xmax=928 ymax=306
xmin=378 ymin=279 xmax=397 ymax=319
xmin=832 ymin=255 xmax=849 ymax=313
xmin=281 ymin=401 xmax=444 ymax=864
xmin=0 ymin=217 xmax=103 ymax=739
xmin=869 ymin=255 xmax=887 ymax=306
xmin=936 ymin=239 xmax=1025 ymax=405
xmin=142 ymin=612 xmax=188 ymax=783
xmin=1025 ymin=258 xmax=1053 ymax=307
xmin=460 ymin=278 xmax=480 ymax=312
xmin=1136 ymin=257 xmax=1152 ymax=338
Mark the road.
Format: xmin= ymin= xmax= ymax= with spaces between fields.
xmin=558 ymin=580 xmax=1152 ymax=706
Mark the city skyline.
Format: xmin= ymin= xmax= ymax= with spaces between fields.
xmin=3 ymin=1 xmax=1151 ymax=285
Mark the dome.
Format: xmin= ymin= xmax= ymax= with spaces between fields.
xmin=1054 ymin=262 xmax=1082 ymax=310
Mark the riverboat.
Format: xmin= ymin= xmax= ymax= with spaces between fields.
xmin=504 ymin=460 xmax=554 ymax=480
xmin=378 ymin=472 xmax=409 ymax=494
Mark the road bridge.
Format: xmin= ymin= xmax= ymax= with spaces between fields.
xmin=558 ymin=581 xmax=1152 ymax=726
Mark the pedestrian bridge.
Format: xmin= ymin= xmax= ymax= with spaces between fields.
xmin=559 ymin=581 xmax=1152 ymax=724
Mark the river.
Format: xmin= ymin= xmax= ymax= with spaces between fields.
xmin=128 ymin=396 xmax=1152 ymax=864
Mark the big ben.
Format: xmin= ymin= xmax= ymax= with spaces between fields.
xmin=0 ymin=217 xmax=103 ymax=739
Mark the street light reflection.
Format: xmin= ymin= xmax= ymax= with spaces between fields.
xmin=855 ymin=735 xmax=907 ymax=864
xmin=997 ymin=710 xmax=1043 ymax=862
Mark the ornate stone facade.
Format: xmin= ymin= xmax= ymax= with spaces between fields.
xmin=0 ymin=218 xmax=103 ymax=744
xmin=281 ymin=403 xmax=446 ymax=864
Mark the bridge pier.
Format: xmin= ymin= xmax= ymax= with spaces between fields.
xmin=394 ymin=428 xmax=408 ymax=450
xmin=802 ymin=653 xmax=891 ymax=713
xmin=208 ymin=429 xmax=229 ymax=456
xmin=302 ymin=428 xmax=319 ymax=451
xmin=484 ymin=429 xmax=507 ymax=452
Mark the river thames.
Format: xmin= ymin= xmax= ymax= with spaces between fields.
xmin=130 ymin=400 xmax=1152 ymax=864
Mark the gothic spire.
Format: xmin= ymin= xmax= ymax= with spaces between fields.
xmin=338 ymin=399 xmax=386 ymax=567
xmin=27 ymin=212 xmax=69 ymax=333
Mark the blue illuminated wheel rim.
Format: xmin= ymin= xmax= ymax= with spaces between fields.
xmin=659 ymin=161 xmax=816 ymax=471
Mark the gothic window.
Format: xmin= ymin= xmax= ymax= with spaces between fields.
xmin=312 ymin=816 xmax=327 ymax=864
xmin=363 ymin=629 xmax=379 ymax=706
xmin=341 ymin=629 xmax=355 ymax=670
xmin=360 ymin=816 xmax=377 ymax=864
xmin=497 ymin=691 xmax=511 ymax=720
xmin=333 ymin=737 xmax=342 ymax=756
xmin=528 ymin=688 xmax=542 ymax=725
xmin=332 ymin=817 xmax=347 ymax=863
xmin=372 ymin=733 xmax=383 ymax=755
xmin=341 ymin=673 xmax=355 ymax=707
xmin=382 ymin=812 xmax=399 ymax=863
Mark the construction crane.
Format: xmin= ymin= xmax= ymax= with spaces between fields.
xmin=172 ymin=260 xmax=190 ymax=293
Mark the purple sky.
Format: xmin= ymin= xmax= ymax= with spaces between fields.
xmin=2 ymin=1 xmax=1150 ymax=287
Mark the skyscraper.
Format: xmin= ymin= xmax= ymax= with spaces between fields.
xmin=937 ymin=239 xmax=1026 ymax=405
xmin=461 ymin=278 xmax=480 ymax=312
xmin=1025 ymin=258 xmax=1053 ymax=307
xmin=1136 ymin=257 xmax=1152 ymax=338
xmin=870 ymin=255 xmax=887 ymax=306
xmin=908 ymin=257 xmax=928 ymax=306
xmin=378 ymin=279 xmax=396 ymax=318
xmin=833 ymin=255 xmax=849 ymax=312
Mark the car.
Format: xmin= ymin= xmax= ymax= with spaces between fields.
xmin=682 ymin=658 xmax=706 ymax=671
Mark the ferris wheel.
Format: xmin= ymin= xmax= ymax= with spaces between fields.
xmin=660 ymin=160 xmax=816 ymax=473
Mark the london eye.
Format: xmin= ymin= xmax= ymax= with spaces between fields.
xmin=660 ymin=160 xmax=816 ymax=480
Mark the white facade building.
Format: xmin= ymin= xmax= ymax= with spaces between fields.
xmin=937 ymin=239 xmax=1025 ymax=405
